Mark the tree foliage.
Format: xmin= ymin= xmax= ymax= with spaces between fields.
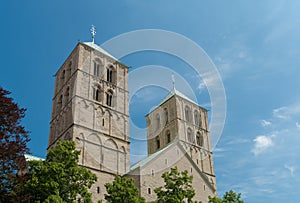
xmin=154 ymin=167 xmax=198 ymax=203
xmin=23 ymin=141 xmax=97 ymax=202
xmin=104 ymin=175 xmax=145 ymax=203
xmin=208 ymin=190 xmax=244 ymax=203
xmin=0 ymin=86 xmax=30 ymax=202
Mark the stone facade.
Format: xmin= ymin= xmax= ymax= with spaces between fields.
xmin=127 ymin=141 xmax=216 ymax=203
xmin=48 ymin=42 xmax=130 ymax=202
xmin=127 ymin=88 xmax=217 ymax=202
xmin=48 ymin=41 xmax=217 ymax=202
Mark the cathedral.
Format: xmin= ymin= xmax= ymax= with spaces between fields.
xmin=48 ymin=36 xmax=217 ymax=202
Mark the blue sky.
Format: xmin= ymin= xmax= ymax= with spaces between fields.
xmin=1 ymin=1 xmax=300 ymax=202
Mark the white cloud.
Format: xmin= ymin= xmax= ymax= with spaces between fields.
xmin=260 ymin=119 xmax=272 ymax=127
xmin=252 ymin=135 xmax=274 ymax=156
xmin=284 ymin=164 xmax=296 ymax=177
xmin=272 ymin=106 xmax=289 ymax=119
xmin=272 ymin=103 xmax=300 ymax=120
xmin=296 ymin=122 xmax=300 ymax=130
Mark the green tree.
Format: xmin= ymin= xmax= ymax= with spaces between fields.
xmin=209 ymin=190 xmax=244 ymax=203
xmin=23 ymin=141 xmax=97 ymax=202
xmin=0 ymin=87 xmax=30 ymax=202
xmin=154 ymin=167 xmax=198 ymax=203
xmin=104 ymin=175 xmax=145 ymax=203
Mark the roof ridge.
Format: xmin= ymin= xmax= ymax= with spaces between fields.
xmin=81 ymin=42 xmax=118 ymax=61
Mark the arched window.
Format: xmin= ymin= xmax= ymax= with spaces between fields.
xmin=61 ymin=70 xmax=65 ymax=83
xmin=166 ymin=130 xmax=171 ymax=144
xmin=185 ymin=106 xmax=192 ymax=123
xmin=57 ymin=95 xmax=63 ymax=110
xmin=156 ymin=113 xmax=160 ymax=130
xmin=194 ymin=110 xmax=200 ymax=126
xmin=156 ymin=136 xmax=160 ymax=149
xmin=67 ymin=61 xmax=72 ymax=78
xmin=106 ymin=65 xmax=115 ymax=83
xmin=106 ymin=90 xmax=113 ymax=106
xmin=196 ymin=131 xmax=204 ymax=147
xmin=164 ymin=108 xmax=168 ymax=124
xmin=94 ymin=59 xmax=102 ymax=77
xmin=93 ymin=85 xmax=102 ymax=102
xmin=187 ymin=128 xmax=194 ymax=143
xmin=65 ymin=87 xmax=70 ymax=104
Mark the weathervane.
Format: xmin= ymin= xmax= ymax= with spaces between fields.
xmin=90 ymin=25 xmax=96 ymax=43
xmin=172 ymin=73 xmax=176 ymax=90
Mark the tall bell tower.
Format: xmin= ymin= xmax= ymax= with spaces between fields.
xmin=48 ymin=30 xmax=130 ymax=201
xmin=146 ymin=87 xmax=216 ymax=190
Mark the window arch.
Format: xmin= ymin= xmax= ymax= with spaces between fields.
xmin=166 ymin=130 xmax=171 ymax=144
xmin=65 ymin=87 xmax=70 ymax=104
xmin=61 ymin=70 xmax=65 ymax=83
xmin=94 ymin=59 xmax=102 ymax=77
xmin=67 ymin=61 xmax=72 ymax=78
xmin=106 ymin=89 xmax=113 ymax=106
xmin=58 ymin=95 xmax=63 ymax=109
xmin=93 ymin=85 xmax=102 ymax=102
xmin=194 ymin=110 xmax=200 ymax=126
xmin=164 ymin=108 xmax=168 ymax=124
xmin=156 ymin=113 xmax=160 ymax=130
xmin=196 ymin=131 xmax=204 ymax=147
xmin=156 ymin=136 xmax=160 ymax=149
xmin=106 ymin=65 xmax=115 ymax=83
xmin=185 ymin=106 xmax=192 ymax=123
xmin=187 ymin=128 xmax=194 ymax=143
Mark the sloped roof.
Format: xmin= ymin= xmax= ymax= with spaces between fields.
xmin=128 ymin=141 xmax=177 ymax=173
xmin=80 ymin=42 xmax=118 ymax=61
xmin=159 ymin=88 xmax=198 ymax=106
xmin=127 ymin=140 xmax=216 ymax=192
xmin=148 ymin=88 xmax=200 ymax=115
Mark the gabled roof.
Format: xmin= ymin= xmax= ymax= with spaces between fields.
xmin=126 ymin=140 xmax=216 ymax=192
xmin=158 ymin=88 xmax=198 ymax=106
xmin=128 ymin=141 xmax=176 ymax=173
xmin=80 ymin=42 xmax=118 ymax=61
xmin=148 ymin=88 xmax=202 ymax=115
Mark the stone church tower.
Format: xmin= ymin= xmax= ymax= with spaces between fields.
xmin=47 ymin=29 xmax=217 ymax=202
xmin=146 ymin=88 xmax=216 ymax=185
xmin=48 ymin=40 xmax=130 ymax=201
xmin=126 ymin=88 xmax=217 ymax=202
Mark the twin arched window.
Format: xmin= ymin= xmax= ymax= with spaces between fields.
xmin=187 ymin=128 xmax=204 ymax=147
xmin=93 ymin=86 xmax=114 ymax=107
xmin=107 ymin=65 xmax=115 ymax=83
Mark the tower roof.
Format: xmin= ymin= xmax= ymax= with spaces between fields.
xmin=80 ymin=42 xmax=118 ymax=61
xmin=148 ymin=87 xmax=202 ymax=116
xmin=158 ymin=88 xmax=198 ymax=107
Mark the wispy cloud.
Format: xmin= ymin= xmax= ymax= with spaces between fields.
xmin=284 ymin=164 xmax=296 ymax=177
xmin=272 ymin=106 xmax=289 ymax=119
xmin=213 ymin=41 xmax=251 ymax=79
xmin=252 ymin=135 xmax=274 ymax=156
xmin=296 ymin=122 xmax=300 ymax=130
xmin=260 ymin=119 xmax=272 ymax=127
